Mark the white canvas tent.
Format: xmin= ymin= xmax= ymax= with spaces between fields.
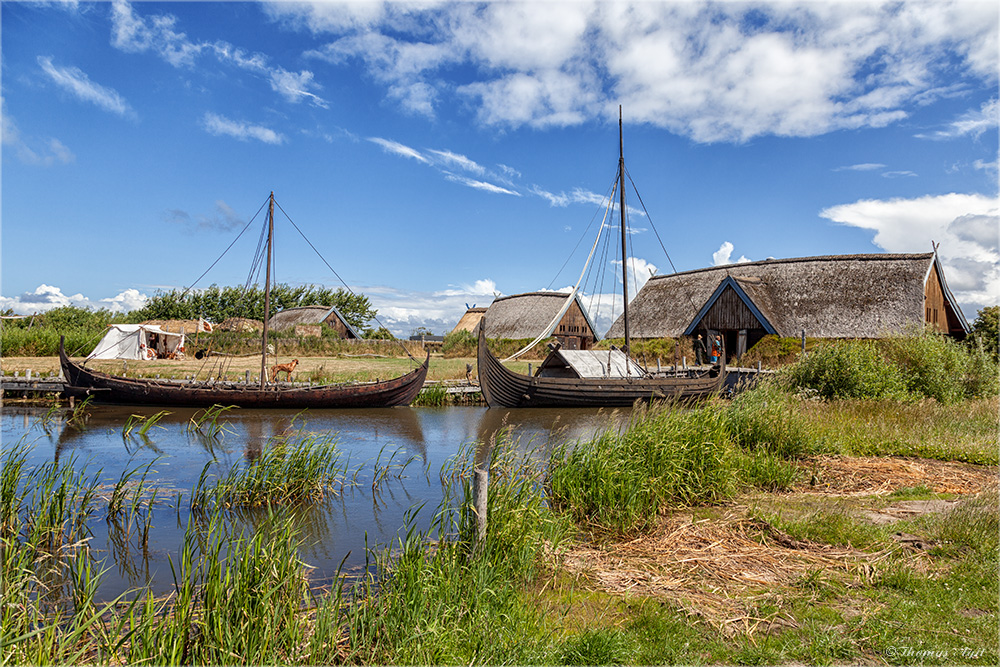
xmin=87 ymin=324 xmax=185 ymax=361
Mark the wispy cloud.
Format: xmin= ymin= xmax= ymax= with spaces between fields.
xmin=38 ymin=56 xmax=135 ymax=118
xmin=916 ymin=98 xmax=999 ymax=140
xmin=444 ymin=174 xmax=520 ymax=196
xmin=110 ymin=0 xmax=327 ymax=107
xmin=530 ymin=185 xmax=606 ymax=208
xmin=202 ymin=112 xmax=284 ymax=144
xmin=368 ymin=137 xmax=430 ymax=163
xmin=881 ymin=170 xmax=918 ymax=179
xmin=2 ymin=102 xmax=75 ymax=166
xmin=834 ymin=163 xmax=887 ymax=172
xmin=164 ymin=200 xmax=246 ymax=231
xmin=368 ymin=137 xmax=524 ymax=196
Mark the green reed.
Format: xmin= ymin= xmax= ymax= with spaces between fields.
xmin=548 ymin=402 xmax=736 ymax=535
xmin=122 ymin=410 xmax=171 ymax=440
xmin=341 ymin=434 xmax=566 ymax=665
xmin=192 ymin=430 xmax=348 ymax=510
xmin=187 ymin=404 xmax=237 ymax=438
xmin=413 ymin=384 xmax=448 ymax=406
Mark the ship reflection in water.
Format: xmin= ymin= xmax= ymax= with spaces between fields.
xmin=3 ymin=404 xmax=630 ymax=601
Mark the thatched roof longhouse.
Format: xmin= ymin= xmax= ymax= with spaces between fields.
xmin=267 ymin=305 xmax=361 ymax=339
xmin=607 ymin=253 xmax=969 ymax=340
xmin=483 ymin=291 xmax=600 ymax=350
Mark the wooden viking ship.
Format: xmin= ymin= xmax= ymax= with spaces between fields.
xmin=61 ymin=193 xmax=429 ymax=408
xmin=477 ymin=110 xmax=725 ymax=408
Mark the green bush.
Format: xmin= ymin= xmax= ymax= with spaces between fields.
xmin=784 ymin=339 xmax=908 ymax=400
xmin=881 ymin=328 xmax=975 ymax=403
xmin=442 ymin=329 xmax=476 ymax=357
xmin=783 ymin=331 xmax=998 ymax=403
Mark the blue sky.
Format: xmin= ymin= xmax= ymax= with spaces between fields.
xmin=3 ymin=0 xmax=997 ymax=337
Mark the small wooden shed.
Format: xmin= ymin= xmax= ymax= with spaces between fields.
xmin=607 ymin=253 xmax=970 ymax=359
xmin=267 ymin=305 xmax=361 ymax=339
xmin=483 ymin=292 xmax=600 ymax=350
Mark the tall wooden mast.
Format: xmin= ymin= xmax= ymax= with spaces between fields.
xmin=618 ymin=106 xmax=630 ymax=358
xmin=260 ymin=192 xmax=274 ymax=389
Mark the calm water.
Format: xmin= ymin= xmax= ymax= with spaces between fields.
xmin=2 ymin=404 xmax=629 ymax=600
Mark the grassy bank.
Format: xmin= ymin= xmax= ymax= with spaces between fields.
xmin=3 ymin=381 xmax=996 ymax=664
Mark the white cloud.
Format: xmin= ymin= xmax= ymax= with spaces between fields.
xmin=712 ymin=242 xmax=751 ymax=266
xmin=834 ymin=163 xmax=887 ymax=172
xmin=202 ymin=113 xmax=284 ymax=144
xmin=368 ymin=137 xmax=430 ymax=163
xmin=273 ymin=0 xmax=998 ymax=142
xmin=820 ymin=193 xmax=1000 ymax=316
xmin=2 ymin=104 xmax=76 ymax=166
xmin=38 ymin=56 xmax=135 ymax=118
xmin=916 ymin=98 xmax=999 ymax=140
xmin=363 ymin=279 xmax=501 ymax=337
xmin=111 ymin=0 xmax=327 ymax=107
xmin=1 ymin=285 xmax=148 ymax=315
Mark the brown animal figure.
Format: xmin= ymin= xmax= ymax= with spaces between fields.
xmin=269 ymin=359 xmax=299 ymax=383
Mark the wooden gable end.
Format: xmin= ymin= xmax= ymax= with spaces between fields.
xmin=555 ymin=300 xmax=596 ymax=350
xmin=924 ymin=263 xmax=969 ymax=338
xmin=323 ymin=311 xmax=359 ymax=339
xmin=923 ymin=268 xmax=948 ymax=334
xmin=696 ymin=283 xmax=767 ymax=332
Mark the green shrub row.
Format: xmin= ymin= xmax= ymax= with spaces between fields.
xmin=784 ymin=329 xmax=998 ymax=403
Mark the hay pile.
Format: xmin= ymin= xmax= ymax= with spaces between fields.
xmin=797 ymin=456 xmax=996 ymax=495
xmin=556 ymin=511 xmax=892 ymax=633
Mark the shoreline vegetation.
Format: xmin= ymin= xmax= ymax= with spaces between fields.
xmin=3 ymin=331 xmax=998 ymax=664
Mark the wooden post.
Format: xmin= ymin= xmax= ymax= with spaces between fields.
xmin=472 ymin=435 xmax=493 ymax=555
xmin=473 ymin=466 xmax=488 ymax=552
xmin=801 ymin=329 xmax=806 ymax=356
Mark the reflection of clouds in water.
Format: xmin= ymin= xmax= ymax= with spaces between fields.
xmin=5 ymin=405 xmax=634 ymax=601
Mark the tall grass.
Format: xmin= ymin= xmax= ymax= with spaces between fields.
xmin=548 ymin=403 xmax=736 ymax=535
xmin=191 ymin=430 xmax=348 ymax=510
xmin=341 ymin=436 xmax=567 ymax=664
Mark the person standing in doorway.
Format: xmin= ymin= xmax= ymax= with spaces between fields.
xmin=710 ymin=335 xmax=723 ymax=364
xmin=693 ymin=333 xmax=707 ymax=365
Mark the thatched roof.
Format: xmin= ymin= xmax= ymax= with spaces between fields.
xmin=140 ymin=319 xmax=210 ymax=335
xmin=607 ymin=253 xmax=969 ymax=339
xmin=483 ymin=292 xmax=600 ymax=340
xmin=267 ymin=305 xmax=361 ymax=338
xmin=216 ymin=317 xmax=264 ymax=333
xmin=451 ymin=307 xmax=487 ymax=335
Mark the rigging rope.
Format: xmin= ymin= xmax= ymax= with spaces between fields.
xmin=500 ymin=185 xmax=618 ymax=362
xmin=273 ymin=199 xmax=419 ymax=364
